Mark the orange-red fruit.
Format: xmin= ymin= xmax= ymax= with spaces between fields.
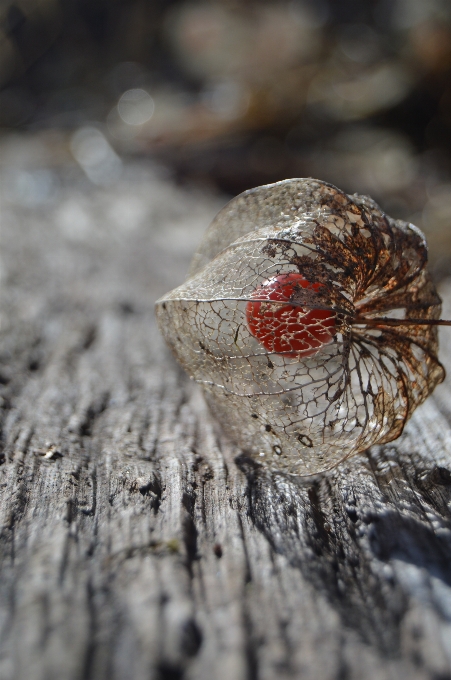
xmin=245 ymin=273 xmax=336 ymax=357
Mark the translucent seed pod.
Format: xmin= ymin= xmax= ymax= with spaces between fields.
xmin=155 ymin=179 xmax=445 ymax=476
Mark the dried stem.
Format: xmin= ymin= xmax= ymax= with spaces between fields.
xmin=353 ymin=317 xmax=451 ymax=327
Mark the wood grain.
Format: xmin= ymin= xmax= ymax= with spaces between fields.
xmin=1 ymin=145 xmax=451 ymax=680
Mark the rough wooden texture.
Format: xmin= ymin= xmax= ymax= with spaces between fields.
xmin=1 ymin=142 xmax=451 ymax=680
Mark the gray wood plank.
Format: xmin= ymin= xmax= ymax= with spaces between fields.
xmin=1 ymin=141 xmax=451 ymax=680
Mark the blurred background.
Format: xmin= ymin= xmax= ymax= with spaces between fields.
xmin=2 ymin=0 xmax=451 ymax=276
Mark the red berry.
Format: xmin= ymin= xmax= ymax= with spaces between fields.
xmin=245 ymin=273 xmax=335 ymax=357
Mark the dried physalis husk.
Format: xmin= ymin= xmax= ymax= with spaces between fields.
xmin=155 ymin=179 xmax=445 ymax=476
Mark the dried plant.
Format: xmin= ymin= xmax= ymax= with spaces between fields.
xmin=156 ymin=179 xmax=446 ymax=475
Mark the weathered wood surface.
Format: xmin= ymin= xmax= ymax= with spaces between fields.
xmin=1 ymin=140 xmax=451 ymax=680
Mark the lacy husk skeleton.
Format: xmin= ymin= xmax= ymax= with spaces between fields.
xmin=156 ymin=179 xmax=445 ymax=475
